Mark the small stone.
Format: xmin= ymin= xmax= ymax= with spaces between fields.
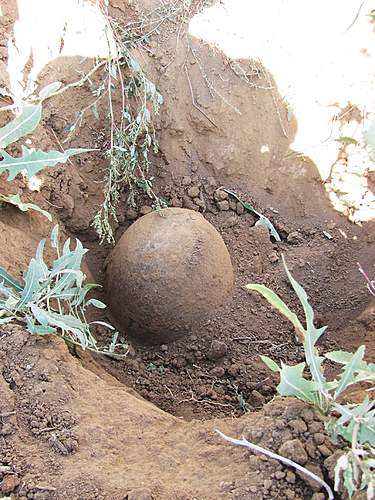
xmin=275 ymin=471 xmax=286 ymax=480
xmin=181 ymin=176 xmax=192 ymax=186
xmin=182 ymin=196 xmax=199 ymax=211
xmin=288 ymin=419 xmax=307 ymax=435
xmin=187 ymin=186 xmax=200 ymax=198
xmin=268 ymin=251 xmax=279 ymax=263
xmin=139 ymin=206 xmax=152 ymax=215
xmin=317 ymin=444 xmax=332 ymax=457
xmin=127 ymin=488 xmax=153 ymax=500
xmin=210 ymin=367 xmax=225 ymax=377
xmin=287 ymin=231 xmax=304 ymax=245
xmin=194 ymin=197 xmax=205 ymax=208
xmin=263 ymin=479 xmax=272 ymax=490
xmin=170 ymin=197 xmax=182 ymax=208
xmin=308 ymin=421 xmax=323 ymax=433
xmin=279 ymin=439 xmax=308 ymax=465
xmin=227 ymin=364 xmax=239 ymax=376
xmin=236 ymin=202 xmax=245 ymax=215
xmin=214 ymin=189 xmax=228 ymax=202
xmin=217 ymin=200 xmax=230 ymax=211
xmin=297 ymin=462 xmax=323 ymax=491
xmin=250 ymin=390 xmax=265 ymax=408
xmin=0 ymin=423 xmax=13 ymax=436
xmin=285 ymin=471 xmax=296 ymax=484
xmin=1 ymin=475 xmax=20 ymax=494
xmin=160 ymin=344 xmax=168 ymax=352
xmin=311 ymin=494 xmax=325 ymax=500
xmin=313 ymin=433 xmax=325 ymax=445
xmin=301 ymin=409 xmax=314 ymax=422
xmin=229 ymin=201 xmax=237 ymax=211
xmin=126 ymin=208 xmax=138 ymax=220
xmin=207 ymin=340 xmax=228 ymax=360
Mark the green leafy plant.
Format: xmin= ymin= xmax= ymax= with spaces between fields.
xmin=0 ymin=225 xmax=127 ymax=357
xmin=242 ymin=256 xmax=375 ymax=498
xmin=0 ymin=82 xmax=91 ymax=219
xmin=91 ymin=52 xmax=165 ymax=244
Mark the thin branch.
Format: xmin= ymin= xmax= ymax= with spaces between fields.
xmin=216 ymin=430 xmax=335 ymax=500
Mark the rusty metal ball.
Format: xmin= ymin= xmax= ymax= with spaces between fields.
xmin=106 ymin=208 xmax=234 ymax=344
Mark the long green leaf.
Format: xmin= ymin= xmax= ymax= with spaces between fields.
xmin=0 ymin=193 xmax=52 ymax=221
xmin=246 ymin=283 xmax=305 ymax=339
xmin=0 ymin=267 xmax=23 ymax=292
xmin=0 ymin=104 xmax=42 ymax=148
xmin=17 ymin=258 xmax=44 ymax=310
xmin=335 ymin=346 xmax=366 ymax=399
xmin=281 ymin=256 xmax=327 ymax=397
xmin=0 ymin=146 xmax=93 ymax=180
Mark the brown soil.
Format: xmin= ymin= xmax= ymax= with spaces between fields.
xmin=0 ymin=0 xmax=374 ymax=499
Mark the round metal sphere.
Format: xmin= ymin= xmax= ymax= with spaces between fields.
xmin=106 ymin=208 xmax=234 ymax=344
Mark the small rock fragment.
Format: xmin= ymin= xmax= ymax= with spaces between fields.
xmin=210 ymin=366 xmax=225 ymax=377
xmin=250 ymin=390 xmax=265 ymax=408
xmin=236 ymin=202 xmax=245 ymax=215
xmin=214 ymin=189 xmax=228 ymax=202
xmin=313 ymin=433 xmax=325 ymax=445
xmin=285 ymin=471 xmax=296 ymax=484
xmin=139 ymin=206 xmax=152 ymax=216
xmin=216 ymin=200 xmax=230 ymax=211
xmin=279 ymin=439 xmax=308 ymax=465
xmin=289 ymin=419 xmax=307 ymax=434
xmin=187 ymin=186 xmax=200 ymax=198
xmin=1 ymin=475 xmax=20 ymax=494
xmin=297 ymin=462 xmax=323 ymax=491
xmin=287 ymin=231 xmax=304 ymax=245
xmin=126 ymin=208 xmax=138 ymax=220
xmin=170 ymin=197 xmax=182 ymax=208
xmin=207 ymin=340 xmax=228 ymax=360
xmin=268 ymin=251 xmax=279 ymax=263
xmin=181 ymin=176 xmax=192 ymax=186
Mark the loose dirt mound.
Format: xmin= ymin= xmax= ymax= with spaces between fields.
xmin=1 ymin=326 xmax=339 ymax=499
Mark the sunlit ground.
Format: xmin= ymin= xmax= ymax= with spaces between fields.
xmin=3 ymin=0 xmax=375 ymax=223
xmin=190 ymin=0 xmax=375 ymax=223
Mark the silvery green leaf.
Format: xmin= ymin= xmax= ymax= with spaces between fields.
xmin=0 ymin=193 xmax=52 ymax=221
xmin=86 ymin=298 xmax=106 ymax=309
xmin=246 ymin=283 xmax=305 ymax=338
xmin=17 ymin=258 xmax=45 ymax=310
xmin=50 ymin=224 xmax=59 ymax=249
xmin=335 ymin=345 xmax=365 ymax=398
xmin=72 ymin=283 xmax=99 ymax=306
xmin=260 ymin=355 xmax=280 ymax=373
xmin=0 ymin=104 xmax=42 ymax=148
xmin=325 ymin=350 xmax=354 ymax=365
xmin=277 ymin=362 xmax=318 ymax=404
xmin=30 ymin=303 xmax=49 ymax=326
xmin=26 ymin=315 xmax=56 ymax=335
xmin=39 ymin=81 xmax=62 ymax=100
xmin=0 ymin=266 xmax=23 ymax=292
xmin=281 ymin=255 xmax=327 ymax=396
xmin=0 ymin=146 xmax=93 ymax=180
